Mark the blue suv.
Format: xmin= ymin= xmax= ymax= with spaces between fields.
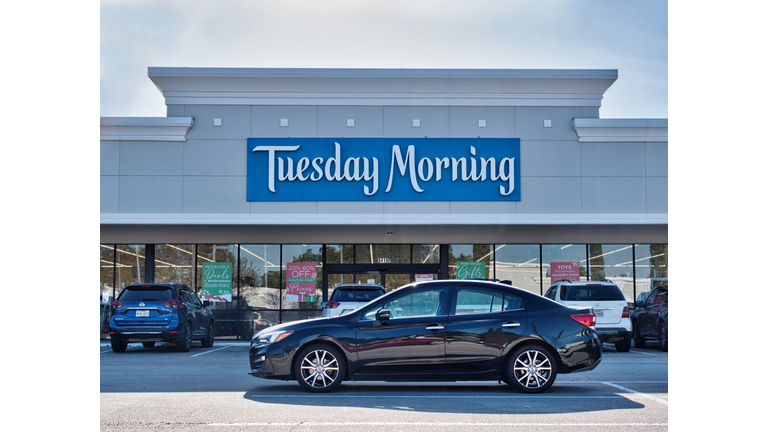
xmin=109 ymin=283 xmax=215 ymax=352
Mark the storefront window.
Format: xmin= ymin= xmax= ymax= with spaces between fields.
xmin=325 ymin=245 xmax=354 ymax=264
xmin=493 ymin=244 xmax=541 ymax=294
xmin=448 ymin=244 xmax=493 ymax=280
xmin=542 ymin=244 xmax=587 ymax=288
xmin=196 ymin=245 xmax=238 ymax=309
xmin=634 ymin=244 xmax=668 ymax=302
xmin=589 ymin=244 xmax=634 ymax=302
xmin=100 ymin=245 xmax=115 ymax=335
xmin=116 ymin=244 xmax=146 ymax=294
xmin=154 ymin=244 xmax=194 ymax=286
xmin=355 ymin=244 xmax=411 ymax=264
xmin=281 ymin=245 xmax=323 ymax=317
xmin=413 ymin=245 xmax=440 ymax=264
xmin=240 ymin=245 xmax=281 ymax=309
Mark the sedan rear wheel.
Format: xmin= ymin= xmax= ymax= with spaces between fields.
xmin=294 ymin=344 xmax=345 ymax=392
xmin=507 ymin=345 xmax=557 ymax=393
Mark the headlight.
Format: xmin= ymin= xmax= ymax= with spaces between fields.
xmin=254 ymin=330 xmax=293 ymax=345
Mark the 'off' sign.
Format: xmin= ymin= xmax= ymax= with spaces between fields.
xmin=286 ymin=262 xmax=317 ymax=303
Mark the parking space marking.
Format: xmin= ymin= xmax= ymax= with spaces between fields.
xmin=209 ymin=422 xmax=668 ymax=427
xmin=602 ymin=381 xmax=668 ymax=405
xmin=629 ymin=350 xmax=657 ymax=356
xmin=249 ymin=394 xmax=625 ymax=399
xmin=191 ymin=345 xmax=233 ymax=357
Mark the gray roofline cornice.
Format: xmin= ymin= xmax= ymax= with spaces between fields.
xmin=147 ymin=67 xmax=618 ymax=108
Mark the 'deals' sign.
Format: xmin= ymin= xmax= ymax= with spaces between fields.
xmin=247 ymin=138 xmax=520 ymax=201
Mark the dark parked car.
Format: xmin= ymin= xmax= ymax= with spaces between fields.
xmin=249 ymin=280 xmax=602 ymax=393
xmin=109 ymin=283 xmax=215 ymax=352
xmin=632 ymin=285 xmax=668 ymax=351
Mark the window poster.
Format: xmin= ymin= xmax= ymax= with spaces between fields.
xmin=416 ymin=274 xmax=438 ymax=282
xmin=286 ymin=262 xmax=317 ymax=302
xmin=550 ymin=262 xmax=581 ymax=285
xmin=201 ymin=262 xmax=233 ymax=302
xmin=456 ymin=261 xmax=486 ymax=280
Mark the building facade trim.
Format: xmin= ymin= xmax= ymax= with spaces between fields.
xmin=573 ymin=118 xmax=668 ymax=143
xmin=100 ymin=117 xmax=194 ymax=142
xmin=100 ymin=212 xmax=667 ymax=226
xmin=148 ymin=67 xmax=618 ymax=108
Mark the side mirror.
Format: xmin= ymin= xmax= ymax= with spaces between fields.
xmin=321 ymin=302 xmax=327 ymax=308
xmin=376 ymin=309 xmax=391 ymax=321
xmin=203 ymin=300 xmax=210 ymax=307
xmin=635 ymin=299 xmax=644 ymax=308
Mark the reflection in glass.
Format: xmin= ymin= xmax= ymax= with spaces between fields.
xmin=634 ymin=244 xmax=668 ymax=300
xmin=100 ymin=245 xmax=115 ymax=335
xmin=385 ymin=273 xmax=412 ymax=292
xmin=325 ymin=245 xmax=354 ymax=264
xmin=448 ymin=244 xmax=493 ymax=280
xmin=356 ymin=245 xmax=410 ymax=264
xmin=542 ymin=244 xmax=587 ymax=287
xmin=239 ymin=245 xmax=281 ymax=309
xmin=154 ymin=244 xmax=194 ymax=286
xmin=588 ymin=244 xmax=634 ymax=302
xmin=493 ymin=244 xmax=541 ymax=294
xmin=413 ymin=245 xmax=440 ymax=264
xmin=116 ymin=244 xmax=146 ymax=293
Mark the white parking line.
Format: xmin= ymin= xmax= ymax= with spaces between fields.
xmin=209 ymin=422 xmax=668 ymax=427
xmin=629 ymin=350 xmax=657 ymax=356
xmin=249 ymin=394 xmax=625 ymax=399
xmin=602 ymin=381 xmax=668 ymax=405
xmin=191 ymin=345 xmax=233 ymax=357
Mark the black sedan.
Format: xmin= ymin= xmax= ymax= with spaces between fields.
xmin=249 ymin=280 xmax=601 ymax=393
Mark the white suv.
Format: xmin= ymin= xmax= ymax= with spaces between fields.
xmin=321 ymin=283 xmax=386 ymax=318
xmin=544 ymin=281 xmax=633 ymax=352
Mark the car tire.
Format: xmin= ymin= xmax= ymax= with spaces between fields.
xmin=615 ymin=337 xmax=631 ymax=352
xmin=201 ymin=321 xmax=215 ymax=348
xmin=111 ymin=339 xmax=127 ymax=353
xmin=506 ymin=345 xmax=558 ymax=393
xmin=177 ymin=322 xmax=192 ymax=352
xmin=659 ymin=323 xmax=668 ymax=352
xmin=634 ymin=331 xmax=646 ymax=349
xmin=294 ymin=344 xmax=346 ymax=393
xmin=142 ymin=342 xmax=155 ymax=348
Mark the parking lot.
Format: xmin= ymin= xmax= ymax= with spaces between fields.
xmin=100 ymin=340 xmax=668 ymax=431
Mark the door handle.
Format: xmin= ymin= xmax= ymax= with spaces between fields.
xmin=502 ymin=322 xmax=521 ymax=328
xmin=425 ymin=325 xmax=444 ymax=330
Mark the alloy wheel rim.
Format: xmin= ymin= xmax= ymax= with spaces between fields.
xmin=300 ymin=349 xmax=340 ymax=388
xmin=513 ymin=350 xmax=552 ymax=388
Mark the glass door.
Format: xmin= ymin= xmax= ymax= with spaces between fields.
xmin=383 ymin=272 xmax=412 ymax=292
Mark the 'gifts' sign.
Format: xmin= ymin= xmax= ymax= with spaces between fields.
xmin=286 ymin=262 xmax=317 ymax=302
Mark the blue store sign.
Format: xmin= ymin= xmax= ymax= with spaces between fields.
xmin=247 ymin=138 xmax=520 ymax=201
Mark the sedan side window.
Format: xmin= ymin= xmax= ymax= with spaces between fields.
xmin=362 ymin=287 xmax=448 ymax=320
xmin=455 ymin=287 xmax=524 ymax=314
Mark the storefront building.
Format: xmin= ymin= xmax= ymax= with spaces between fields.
xmin=100 ymin=68 xmax=668 ymax=338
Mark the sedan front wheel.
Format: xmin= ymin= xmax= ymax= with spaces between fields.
xmin=294 ymin=344 xmax=345 ymax=392
xmin=507 ymin=345 xmax=558 ymax=393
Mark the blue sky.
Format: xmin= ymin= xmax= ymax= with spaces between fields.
xmin=100 ymin=0 xmax=668 ymax=119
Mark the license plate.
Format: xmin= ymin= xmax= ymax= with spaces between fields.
xmin=136 ymin=310 xmax=149 ymax=317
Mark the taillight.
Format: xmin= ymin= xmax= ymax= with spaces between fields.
xmin=163 ymin=299 xmax=181 ymax=308
xmin=571 ymin=313 xmax=596 ymax=327
xmin=112 ymin=300 xmax=124 ymax=308
xmin=325 ymin=301 xmax=340 ymax=309
xmin=622 ymin=306 xmax=629 ymax=319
